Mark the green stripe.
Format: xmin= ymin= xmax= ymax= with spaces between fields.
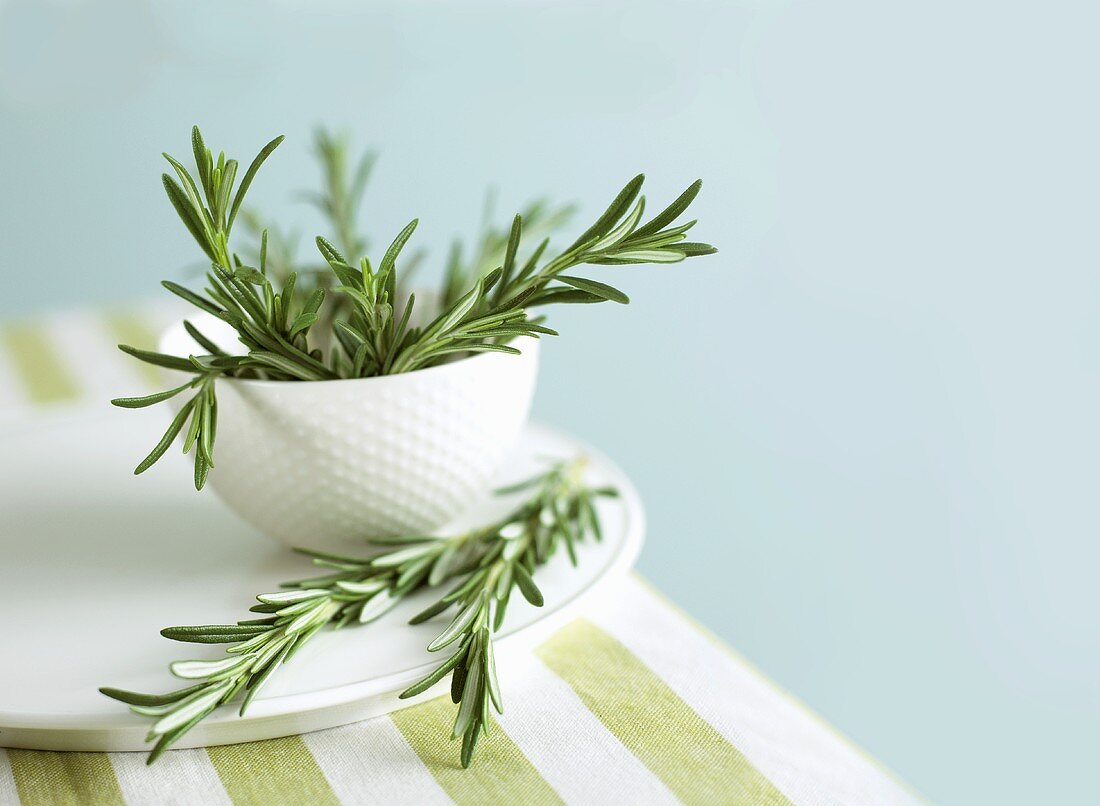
xmin=537 ymin=618 xmax=791 ymax=806
xmin=206 ymin=736 xmax=339 ymax=806
xmin=102 ymin=310 xmax=162 ymax=387
xmin=7 ymin=750 xmax=125 ymax=806
xmin=0 ymin=323 xmax=81 ymax=405
xmin=631 ymin=574 xmax=921 ymax=799
xmin=391 ymin=697 xmax=563 ymax=806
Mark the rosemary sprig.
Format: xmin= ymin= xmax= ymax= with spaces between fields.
xmin=100 ymin=459 xmax=613 ymax=766
xmin=304 ymin=129 xmax=377 ymax=263
xmin=319 ymin=171 xmax=715 ymax=376
xmin=442 ymin=192 xmax=577 ymax=309
xmin=162 ymin=127 xmax=283 ymax=271
xmin=398 ymin=458 xmax=607 ymax=765
xmin=113 ymin=125 xmax=716 ymax=489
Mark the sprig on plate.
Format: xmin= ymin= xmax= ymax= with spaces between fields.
xmin=100 ymin=459 xmax=613 ymax=766
xmin=111 ymin=126 xmax=716 ymax=489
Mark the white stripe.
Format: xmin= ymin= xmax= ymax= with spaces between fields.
xmin=44 ymin=311 xmax=136 ymax=407
xmin=0 ymin=749 xmax=20 ymax=805
xmin=591 ymin=577 xmax=920 ymax=806
xmin=302 ymin=717 xmax=452 ymax=806
xmin=495 ymin=656 xmax=678 ymax=806
xmin=110 ymin=748 xmax=232 ymax=806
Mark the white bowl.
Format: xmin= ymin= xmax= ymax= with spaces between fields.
xmin=159 ymin=314 xmax=539 ymax=552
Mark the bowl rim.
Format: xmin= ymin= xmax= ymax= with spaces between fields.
xmin=158 ymin=312 xmax=540 ymax=390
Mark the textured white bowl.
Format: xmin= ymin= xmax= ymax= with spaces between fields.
xmin=160 ymin=314 xmax=539 ymax=551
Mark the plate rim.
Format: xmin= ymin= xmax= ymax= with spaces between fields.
xmin=0 ymin=413 xmax=644 ymax=750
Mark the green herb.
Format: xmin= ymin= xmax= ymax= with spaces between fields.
xmin=100 ymin=459 xmax=612 ymax=766
xmin=112 ymin=126 xmax=716 ymax=489
xmin=441 ymin=191 xmax=577 ymax=309
xmin=305 ymin=129 xmax=376 ymax=263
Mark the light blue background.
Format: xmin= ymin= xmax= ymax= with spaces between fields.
xmin=2 ymin=1 xmax=1097 ymax=802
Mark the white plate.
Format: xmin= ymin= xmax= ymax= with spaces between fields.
xmin=0 ymin=407 xmax=643 ymax=751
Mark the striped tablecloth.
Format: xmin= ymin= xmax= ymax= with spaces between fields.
xmin=0 ymin=307 xmax=920 ymax=806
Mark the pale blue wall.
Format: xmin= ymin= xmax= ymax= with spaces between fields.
xmin=2 ymin=2 xmax=1097 ymax=802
